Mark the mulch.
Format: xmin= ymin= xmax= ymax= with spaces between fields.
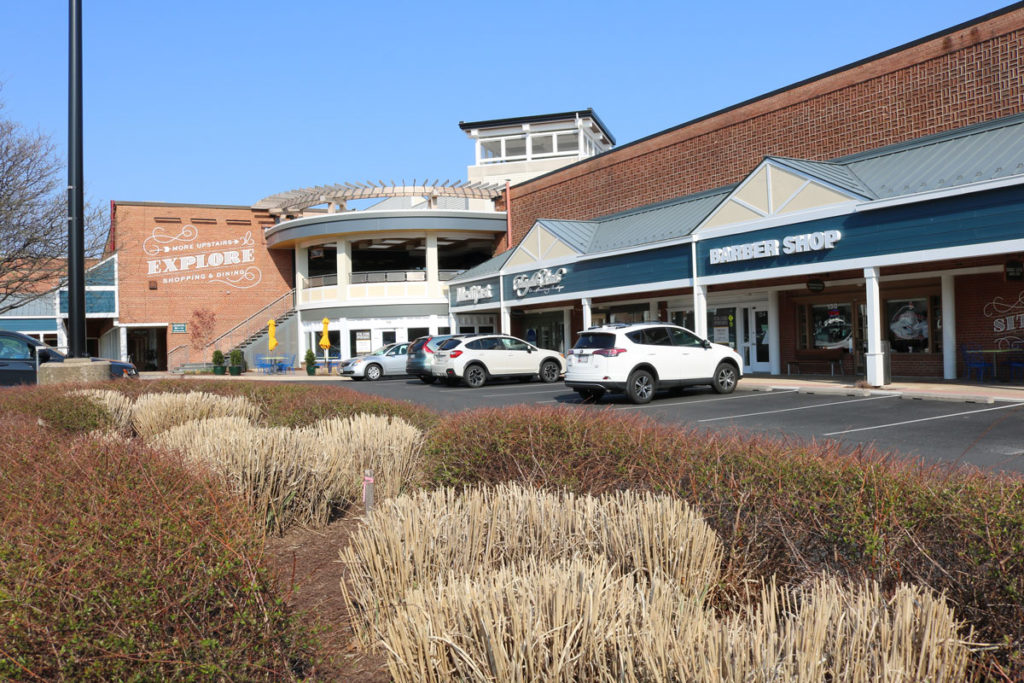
xmin=263 ymin=515 xmax=391 ymax=682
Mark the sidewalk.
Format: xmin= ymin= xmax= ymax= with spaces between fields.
xmin=141 ymin=369 xmax=1024 ymax=404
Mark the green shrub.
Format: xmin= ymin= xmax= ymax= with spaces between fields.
xmin=0 ymin=384 xmax=114 ymax=433
xmin=0 ymin=414 xmax=316 ymax=680
xmin=212 ymin=349 xmax=225 ymax=366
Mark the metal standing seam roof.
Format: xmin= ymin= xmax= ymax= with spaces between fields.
xmin=587 ymin=188 xmax=733 ymax=253
xmin=533 ymin=219 xmax=597 ymax=253
xmin=833 ymin=112 xmax=1024 ymax=199
xmin=452 ymin=249 xmax=512 ymax=282
xmin=767 ymin=158 xmax=876 ymax=199
xmin=450 ymin=112 xmax=1024 ymax=285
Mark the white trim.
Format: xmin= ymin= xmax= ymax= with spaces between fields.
xmin=118 ymin=322 xmax=170 ymax=327
xmin=696 ymin=202 xmax=857 ymax=240
xmin=699 ymin=238 xmax=1024 ymax=286
xmin=453 ymin=277 xmax=694 ymax=311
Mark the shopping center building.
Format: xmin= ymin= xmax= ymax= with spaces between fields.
xmin=7 ymin=5 xmax=1021 ymax=382
xmin=444 ymin=5 xmax=1024 ymax=386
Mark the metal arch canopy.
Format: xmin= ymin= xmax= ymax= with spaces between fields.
xmin=253 ymin=180 xmax=506 ymax=214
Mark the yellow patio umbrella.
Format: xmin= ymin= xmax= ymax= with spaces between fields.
xmin=267 ymin=319 xmax=278 ymax=352
xmin=319 ymin=318 xmax=331 ymax=351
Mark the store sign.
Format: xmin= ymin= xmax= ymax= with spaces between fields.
xmin=143 ymin=225 xmax=262 ymax=289
xmin=985 ymin=291 xmax=1024 ymax=348
xmin=512 ymin=267 xmax=567 ymax=297
xmin=171 ymin=323 xmax=187 ymax=334
xmin=709 ymin=229 xmax=842 ymax=265
xmin=455 ymin=284 xmax=494 ymax=304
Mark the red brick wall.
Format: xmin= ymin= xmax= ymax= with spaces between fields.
xmin=776 ymin=270 xmax=1024 ymax=378
xmin=113 ymin=203 xmax=293 ymax=362
xmin=956 ymin=272 xmax=1024 ymax=377
xmin=504 ymin=8 xmax=1024 ymax=250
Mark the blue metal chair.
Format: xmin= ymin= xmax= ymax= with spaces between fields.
xmin=960 ymin=344 xmax=994 ymax=382
xmin=254 ymin=354 xmax=275 ymax=374
xmin=1007 ymin=349 xmax=1024 ymax=382
xmin=276 ymin=353 xmax=295 ymax=373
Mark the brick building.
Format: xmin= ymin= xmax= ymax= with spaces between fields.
xmin=447 ymin=5 xmax=1024 ymax=386
xmin=109 ymin=202 xmax=291 ymax=370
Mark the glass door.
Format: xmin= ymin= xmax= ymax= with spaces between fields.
xmin=742 ymin=306 xmax=771 ymax=373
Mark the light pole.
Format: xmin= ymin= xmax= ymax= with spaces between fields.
xmin=67 ymin=0 xmax=86 ymax=357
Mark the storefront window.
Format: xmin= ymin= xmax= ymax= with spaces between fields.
xmin=708 ymin=308 xmax=736 ymax=348
xmin=811 ymin=303 xmax=854 ymax=349
xmin=886 ymin=297 xmax=937 ymax=353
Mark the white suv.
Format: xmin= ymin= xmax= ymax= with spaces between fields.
xmin=432 ymin=334 xmax=565 ymax=388
xmin=564 ymin=323 xmax=743 ymax=404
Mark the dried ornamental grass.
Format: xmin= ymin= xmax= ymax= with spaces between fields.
xmin=637 ymin=576 xmax=972 ymax=682
xmin=382 ymin=556 xmax=686 ymax=683
xmin=132 ymin=390 xmax=259 ymax=438
xmin=305 ymin=413 xmax=424 ymax=499
xmin=71 ymin=388 xmax=133 ymax=433
xmin=150 ymin=414 xmax=425 ymax=534
xmin=340 ymin=484 xmax=722 ymax=644
xmin=382 ymin=559 xmax=971 ymax=683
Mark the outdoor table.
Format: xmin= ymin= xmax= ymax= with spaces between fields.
xmin=264 ymin=355 xmax=286 ymax=373
xmin=980 ymin=349 xmax=1015 ymax=381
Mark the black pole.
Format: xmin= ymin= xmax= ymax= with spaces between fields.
xmin=67 ymin=0 xmax=86 ymax=358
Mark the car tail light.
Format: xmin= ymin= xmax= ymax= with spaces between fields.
xmin=449 ymin=350 xmax=463 ymax=358
xmin=593 ymin=348 xmax=627 ymax=357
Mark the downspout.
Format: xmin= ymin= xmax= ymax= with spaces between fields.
xmin=505 ymin=181 xmax=512 ymax=250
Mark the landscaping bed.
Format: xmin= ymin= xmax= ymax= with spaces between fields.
xmin=1 ymin=381 xmax=1021 ymax=680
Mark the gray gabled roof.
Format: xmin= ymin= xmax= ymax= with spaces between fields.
xmin=587 ymin=187 xmax=733 ymax=253
xmin=451 ymin=112 xmax=1024 ymax=286
xmin=837 ymin=113 xmax=1024 ymax=199
xmin=768 ymin=158 xmax=875 ymax=199
xmin=453 ymin=249 xmax=512 ymax=282
xmin=534 ymin=219 xmax=596 ymax=254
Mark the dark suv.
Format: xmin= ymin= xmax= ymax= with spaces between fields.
xmin=0 ymin=330 xmax=138 ymax=386
xmin=405 ymin=334 xmax=461 ymax=384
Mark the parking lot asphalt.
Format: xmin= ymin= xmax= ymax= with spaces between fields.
xmin=150 ymin=371 xmax=1024 ymax=476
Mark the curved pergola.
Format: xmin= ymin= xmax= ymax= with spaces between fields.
xmin=253 ymin=180 xmax=506 ymax=215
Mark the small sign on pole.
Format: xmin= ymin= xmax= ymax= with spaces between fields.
xmin=362 ymin=469 xmax=375 ymax=516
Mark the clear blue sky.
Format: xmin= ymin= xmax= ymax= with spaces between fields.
xmin=0 ymin=1 xmax=1014 ymax=208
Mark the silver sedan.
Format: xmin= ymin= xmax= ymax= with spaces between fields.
xmin=339 ymin=342 xmax=409 ymax=381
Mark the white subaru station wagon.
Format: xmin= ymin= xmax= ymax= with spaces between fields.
xmin=564 ymin=323 xmax=743 ymax=404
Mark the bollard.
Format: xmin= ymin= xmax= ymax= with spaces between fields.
xmin=362 ymin=469 xmax=375 ymax=516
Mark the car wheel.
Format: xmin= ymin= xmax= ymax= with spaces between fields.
xmin=365 ymin=364 xmax=383 ymax=381
xmin=464 ymin=364 xmax=488 ymax=388
xmin=711 ymin=362 xmax=738 ymax=394
xmin=419 ymin=375 xmax=437 ymax=385
xmin=626 ymin=369 xmax=655 ymax=404
xmin=539 ymin=360 xmax=560 ymax=383
xmin=576 ymin=388 xmax=604 ymax=402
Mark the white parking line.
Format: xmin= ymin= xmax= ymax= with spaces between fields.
xmin=609 ymin=388 xmax=799 ymax=411
xmin=481 ymin=388 xmax=566 ymax=397
xmin=697 ymin=394 xmax=896 ymax=422
xmin=823 ymin=401 xmax=1024 ymax=436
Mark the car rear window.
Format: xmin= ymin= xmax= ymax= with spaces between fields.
xmin=438 ymin=338 xmax=462 ymax=351
xmin=573 ymin=333 xmax=617 ymax=350
xmin=408 ymin=338 xmax=428 ymax=353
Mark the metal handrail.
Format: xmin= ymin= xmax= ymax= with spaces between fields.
xmin=207 ymin=289 xmax=295 ymax=350
xmin=165 ymin=343 xmax=189 ymax=371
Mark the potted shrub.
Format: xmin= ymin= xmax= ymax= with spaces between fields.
xmin=211 ymin=349 xmax=226 ymax=375
xmin=304 ymin=348 xmax=317 ymax=376
xmin=229 ymin=349 xmax=245 ymax=376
